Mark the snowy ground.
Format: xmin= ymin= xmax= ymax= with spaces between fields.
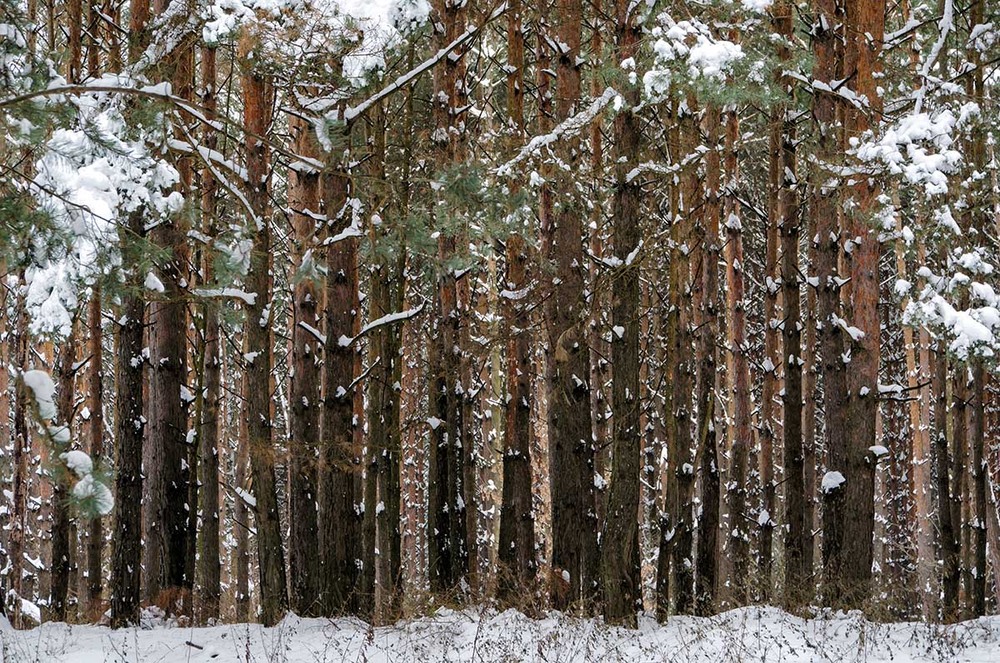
xmin=3 ymin=605 xmax=999 ymax=662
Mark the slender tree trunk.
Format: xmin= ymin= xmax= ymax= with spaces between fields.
xmin=811 ymin=0 xmax=849 ymax=608
xmin=723 ymin=100 xmax=752 ymax=607
xmin=773 ymin=3 xmax=807 ymax=603
xmin=935 ymin=346 xmax=959 ymax=618
xmin=110 ymin=221 xmax=145 ymax=628
xmin=370 ymin=253 xmax=405 ymax=621
xmin=426 ymin=0 xmax=472 ymax=594
xmin=239 ymin=34 xmax=287 ymax=626
xmin=588 ymin=0 xmax=610 ymax=530
xmin=671 ymin=103 xmax=699 ymax=616
xmin=7 ymin=282 xmax=27 ymax=627
xmin=545 ymin=0 xmax=599 ymax=610
xmin=601 ymin=0 xmax=641 ymax=626
xmin=695 ymin=103 xmax=721 ymax=616
xmin=950 ymin=362 xmax=968 ymax=617
xmin=195 ymin=44 xmax=222 ymax=626
xmin=80 ymin=289 xmax=105 ymax=621
xmin=233 ymin=386 xmax=251 ymax=622
xmin=759 ymin=105 xmax=781 ymax=601
xmin=143 ymin=36 xmax=193 ymax=613
xmin=971 ymin=364 xmax=986 ymax=616
xmin=497 ymin=0 xmax=536 ymax=606
xmin=656 ymin=103 xmax=681 ymax=622
xmin=49 ymin=324 xmax=78 ymax=621
xmin=287 ymin=99 xmax=323 ymax=619
xmin=319 ymin=130 xmax=360 ymax=615
xmin=829 ymin=0 xmax=884 ymax=609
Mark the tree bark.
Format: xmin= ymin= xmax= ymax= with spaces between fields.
xmin=143 ymin=36 xmax=193 ymax=613
xmin=287 ymin=101 xmax=323 ymax=620
xmin=695 ymin=103 xmax=721 ymax=616
xmin=759 ymin=103 xmax=781 ymax=601
xmin=722 ymin=100 xmax=752 ymax=607
xmin=48 ymin=323 xmax=78 ymax=622
xmin=671 ymin=103 xmax=699 ymax=616
xmin=233 ymin=385 xmax=250 ymax=622
xmin=7 ymin=282 xmax=28 ymax=627
xmin=545 ymin=0 xmax=599 ymax=610
xmin=319 ymin=133 xmax=360 ymax=616
xmin=601 ymin=0 xmax=642 ymax=626
xmin=239 ymin=34 xmax=287 ymax=626
xmin=935 ymin=347 xmax=959 ymax=618
xmin=193 ymin=44 xmax=222 ymax=626
xmin=811 ymin=0 xmax=849 ymax=608
xmin=110 ymin=222 xmax=145 ymax=628
xmin=497 ymin=0 xmax=536 ymax=607
xmin=774 ymin=1 xmax=807 ymax=603
xmin=828 ymin=0 xmax=884 ymax=609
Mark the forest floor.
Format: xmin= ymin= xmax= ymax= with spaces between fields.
xmin=2 ymin=604 xmax=998 ymax=662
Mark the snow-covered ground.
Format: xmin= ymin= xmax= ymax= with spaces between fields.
xmin=3 ymin=606 xmax=999 ymax=662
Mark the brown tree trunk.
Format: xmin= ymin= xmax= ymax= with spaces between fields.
xmin=143 ymin=32 xmax=194 ymax=613
xmin=195 ymin=44 xmax=222 ymax=626
xmin=829 ymin=0 xmax=884 ymax=609
xmin=287 ymin=98 xmax=323 ymax=619
xmin=722 ymin=100 xmax=752 ymax=607
xmin=545 ymin=0 xmax=599 ymax=610
xmin=936 ymin=347 xmax=959 ymax=618
xmin=110 ymin=221 xmax=145 ymax=628
xmin=759 ymin=105 xmax=781 ymax=601
xmin=774 ymin=1 xmax=807 ymax=604
xmin=239 ymin=34 xmax=287 ymax=626
xmin=656 ymin=104 xmax=680 ymax=621
xmin=84 ymin=291 xmax=104 ymax=621
xmin=7 ymin=282 xmax=28 ymax=627
xmin=370 ymin=251 xmax=405 ymax=622
xmin=497 ymin=0 xmax=536 ymax=606
xmin=695 ymin=103 xmax=721 ymax=616
xmin=671 ymin=103 xmax=699 ymax=616
xmin=233 ymin=386 xmax=251 ymax=622
xmin=426 ymin=0 xmax=472 ymax=595
xmin=601 ymin=0 xmax=642 ymax=626
xmin=319 ymin=132 xmax=360 ymax=615
xmin=971 ymin=364 xmax=986 ymax=616
xmin=950 ymin=362 xmax=968 ymax=617
xmin=811 ymin=0 xmax=849 ymax=608
xmin=49 ymin=323 xmax=78 ymax=621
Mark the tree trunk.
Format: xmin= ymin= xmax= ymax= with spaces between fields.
xmin=233 ymin=385 xmax=251 ymax=622
xmin=49 ymin=323 xmax=78 ymax=621
xmin=84 ymin=291 xmax=104 ymax=620
xmin=971 ymin=364 xmax=986 ymax=616
xmin=287 ymin=102 xmax=323 ymax=619
xmin=545 ymin=0 xmax=599 ymax=610
xmin=193 ymin=44 xmax=222 ymax=626
xmin=936 ymin=347 xmax=959 ymax=618
xmin=695 ymin=103 xmax=721 ymax=616
xmin=143 ymin=39 xmax=193 ymax=613
xmin=828 ymin=0 xmax=884 ymax=609
xmin=110 ymin=221 xmax=145 ymax=628
xmin=759 ymin=104 xmax=781 ymax=601
xmin=7 ymin=282 xmax=28 ymax=627
xmin=774 ymin=2 xmax=807 ymax=603
xmin=723 ymin=100 xmax=752 ymax=607
xmin=319 ymin=133 xmax=360 ymax=615
xmin=950 ymin=362 xmax=968 ymax=617
xmin=671 ymin=103 xmax=699 ymax=616
xmin=811 ymin=0 xmax=848 ymax=608
xmin=497 ymin=0 xmax=536 ymax=606
xmin=601 ymin=0 xmax=641 ymax=626
xmin=239 ymin=34 xmax=287 ymax=626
